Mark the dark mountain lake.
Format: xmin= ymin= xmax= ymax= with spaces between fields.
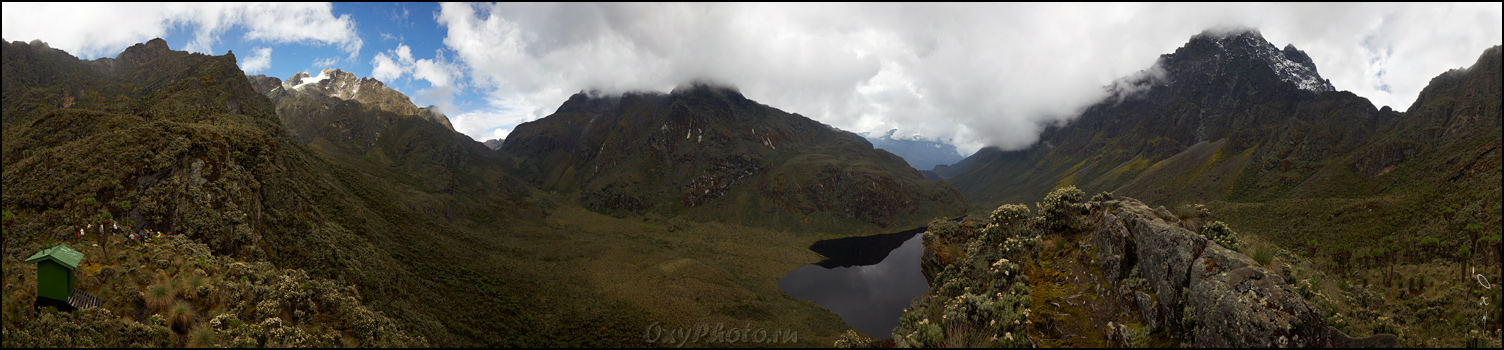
xmin=777 ymin=226 xmax=930 ymax=339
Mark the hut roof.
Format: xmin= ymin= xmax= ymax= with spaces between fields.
xmin=25 ymin=244 xmax=83 ymax=270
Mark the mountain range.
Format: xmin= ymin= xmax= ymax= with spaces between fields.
xmin=860 ymin=130 xmax=969 ymax=174
xmin=947 ymin=29 xmax=1499 ymax=255
xmin=2 ymin=27 xmax=1499 ymax=347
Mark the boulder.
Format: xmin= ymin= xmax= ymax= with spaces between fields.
xmin=1186 ymin=243 xmax=1330 ymax=347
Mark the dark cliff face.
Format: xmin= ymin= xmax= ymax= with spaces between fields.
xmin=1345 ymin=45 xmax=1503 ymax=177
xmin=503 ymin=83 xmax=967 ymax=233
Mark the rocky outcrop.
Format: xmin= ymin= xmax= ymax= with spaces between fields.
xmin=1083 ymin=198 xmax=1389 ymax=347
xmin=917 ymin=195 xmax=1395 ymax=347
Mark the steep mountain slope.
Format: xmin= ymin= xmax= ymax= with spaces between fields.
xmin=503 ymin=84 xmax=968 ymax=234
xmin=951 ymin=29 xmax=1379 ymax=207
xmin=943 ymin=29 xmax=1502 ymax=345
xmin=948 ymin=29 xmax=1500 ymax=249
xmin=2 ymin=38 xmax=430 ymax=345
xmin=1 ymin=38 xmax=653 ymax=347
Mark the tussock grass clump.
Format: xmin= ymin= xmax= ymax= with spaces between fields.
xmin=145 ymin=283 xmax=174 ymax=314
xmin=168 ymin=300 xmax=196 ymax=333
xmin=1254 ymin=244 xmax=1276 ymax=267
xmin=1174 ymin=203 xmax=1210 ymax=219
xmin=187 ymin=325 xmax=217 ymax=347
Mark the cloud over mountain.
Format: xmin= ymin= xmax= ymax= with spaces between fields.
xmin=434 ymin=3 xmax=1501 ymax=154
xmin=240 ymin=46 xmax=273 ymax=74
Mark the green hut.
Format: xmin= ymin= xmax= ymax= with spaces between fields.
xmin=26 ymin=244 xmax=100 ymax=312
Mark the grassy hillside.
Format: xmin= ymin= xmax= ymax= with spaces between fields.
xmin=3 ymin=38 xmax=860 ymax=347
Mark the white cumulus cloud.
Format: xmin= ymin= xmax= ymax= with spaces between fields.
xmin=371 ymin=51 xmax=406 ymax=82
xmin=239 ymin=46 xmax=273 ymax=74
xmin=434 ymin=3 xmax=1501 ymax=154
xmin=1 ymin=3 xmax=362 ymax=59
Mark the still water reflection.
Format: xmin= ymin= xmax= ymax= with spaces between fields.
xmin=777 ymin=228 xmax=930 ymax=339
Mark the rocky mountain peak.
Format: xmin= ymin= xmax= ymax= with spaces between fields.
xmin=482 ymin=138 xmax=505 ymax=150
xmin=1164 ymin=29 xmax=1335 ymax=93
xmin=115 ymin=37 xmax=172 ymax=66
xmin=259 ymin=69 xmax=454 ymax=131
xmin=670 ymin=81 xmax=745 ymax=97
xmin=281 ymin=68 xmax=367 ymax=99
xmin=287 ymin=71 xmax=312 ymax=85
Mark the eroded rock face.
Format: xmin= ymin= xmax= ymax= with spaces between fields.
xmin=1085 ymin=198 xmax=1386 ymax=347
xmin=1187 ymin=244 xmax=1328 ymax=347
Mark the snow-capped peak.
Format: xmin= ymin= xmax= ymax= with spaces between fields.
xmin=1255 ymin=44 xmax=1333 ymax=93
xmin=1193 ymin=29 xmax=1335 ymax=93
xmin=294 ymin=70 xmax=332 ymax=90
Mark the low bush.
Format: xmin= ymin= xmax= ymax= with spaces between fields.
xmin=1201 ymin=221 xmax=1244 ymax=252
xmin=834 ymin=329 xmax=877 ymax=348
xmin=1036 ymin=186 xmax=1084 ymax=232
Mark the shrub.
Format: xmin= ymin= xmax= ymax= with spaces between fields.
xmin=1371 ymin=317 xmax=1400 ymax=337
xmin=989 ymin=204 xmax=1031 ymax=227
xmin=1036 ymin=186 xmax=1084 ymax=231
xmin=942 ymin=293 xmax=996 ymax=327
xmin=927 ymin=218 xmax=963 ymax=244
xmin=834 ymin=329 xmax=875 ymax=348
xmin=1296 ymin=279 xmax=1317 ymax=300
xmin=893 ymin=301 xmax=944 ymax=348
xmin=1090 ymin=191 xmax=1115 ymax=202
xmin=1201 ymin=221 xmax=1244 ymax=251
xmin=1326 ymin=313 xmax=1350 ymax=334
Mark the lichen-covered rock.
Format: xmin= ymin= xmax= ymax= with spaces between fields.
xmin=1135 ymin=291 xmax=1158 ymax=332
xmin=1124 ymin=205 xmax=1207 ymax=338
xmin=1186 ymin=244 xmax=1330 ymax=347
xmin=1079 ymin=198 xmax=1389 ymax=347
xmin=909 ymin=194 xmax=1394 ymax=348
xmin=1089 ymin=208 xmax=1135 ymax=282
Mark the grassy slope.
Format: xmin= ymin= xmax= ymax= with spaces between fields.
xmin=503 ymin=86 xmax=968 ymax=236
